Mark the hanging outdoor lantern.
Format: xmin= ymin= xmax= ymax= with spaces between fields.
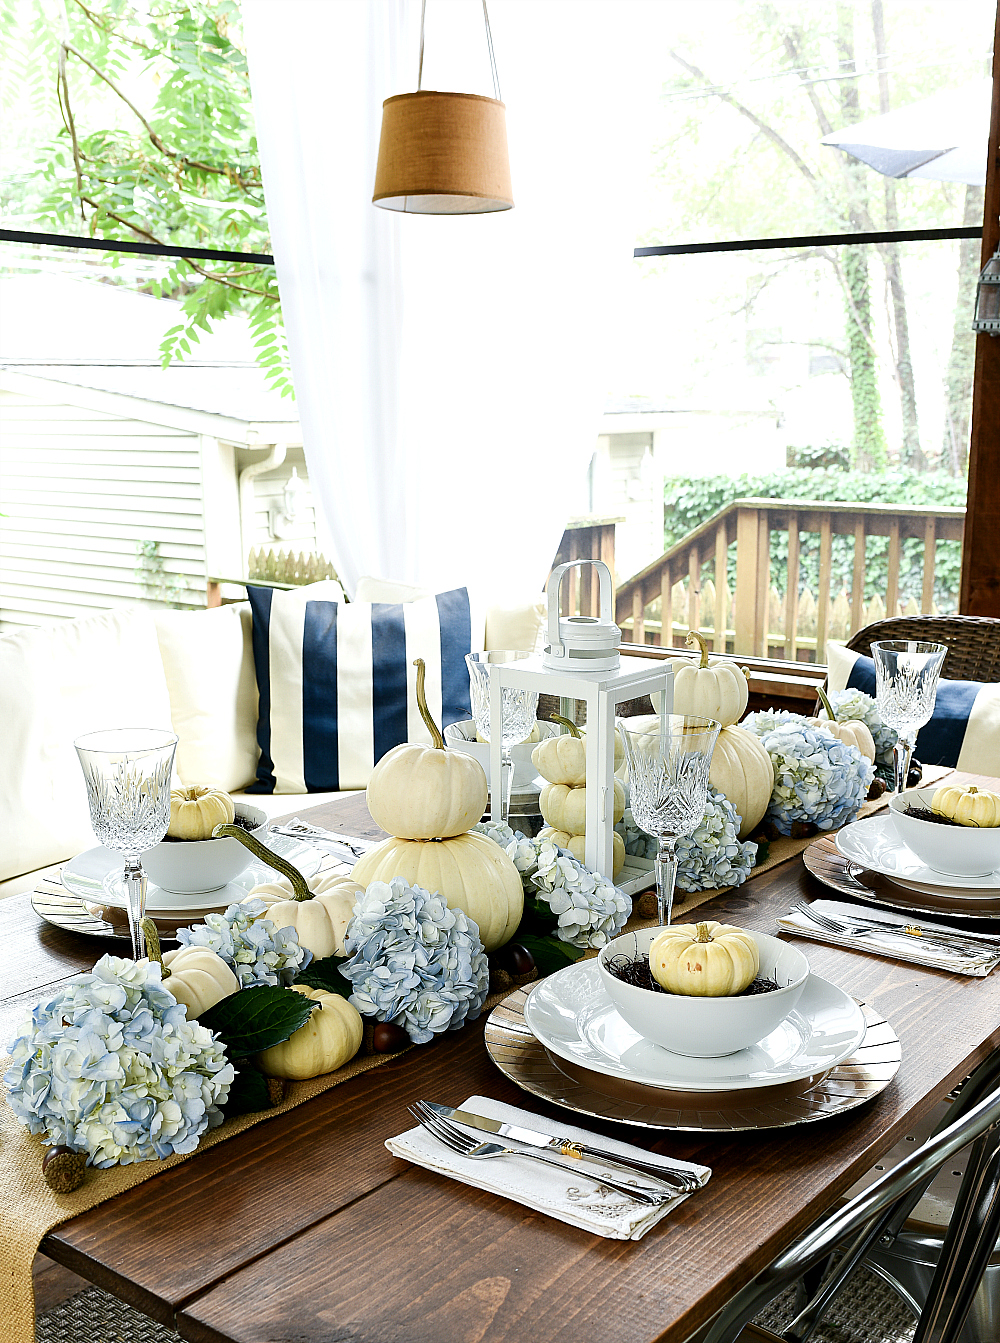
xmin=972 ymin=245 xmax=1000 ymax=335
xmin=488 ymin=560 xmax=673 ymax=883
xmin=372 ymin=0 xmax=513 ymax=215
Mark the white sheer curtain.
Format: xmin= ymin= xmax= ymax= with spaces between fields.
xmin=243 ymin=0 xmax=652 ymax=601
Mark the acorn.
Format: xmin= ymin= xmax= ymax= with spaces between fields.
xmin=498 ymin=943 xmax=535 ymax=978
xmin=42 ymin=1145 xmax=86 ymax=1194
xmin=265 ymin=1076 xmax=289 ymax=1107
xmin=372 ymin=1021 xmax=411 ymax=1053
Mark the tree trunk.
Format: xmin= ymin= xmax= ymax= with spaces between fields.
xmin=837 ymin=2 xmax=888 ymax=471
xmin=943 ymin=184 xmax=985 ymax=476
xmin=871 ymin=0 xmax=923 ymax=469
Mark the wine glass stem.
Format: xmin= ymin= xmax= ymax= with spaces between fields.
xmin=499 ymin=751 xmax=514 ymax=826
xmin=892 ymin=737 xmax=914 ymax=794
xmin=655 ymin=839 xmax=678 ymax=927
xmin=123 ymin=857 xmax=147 ymax=959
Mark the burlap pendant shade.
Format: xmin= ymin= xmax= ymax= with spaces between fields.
xmin=373 ymin=90 xmax=513 ymax=214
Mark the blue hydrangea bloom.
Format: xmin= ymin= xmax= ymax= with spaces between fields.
xmin=5 ymin=955 xmax=234 ymax=1167
xmin=673 ymin=788 xmax=758 ymax=892
xmin=338 ymin=878 xmax=490 ymax=1045
xmin=616 ymin=809 xmax=658 ymax=860
xmin=743 ymin=710 xmax=873 ymax=835
xmin=175 ymin=898 xmax=311 ymax=988
xmin=474 ymin=822 xmax=631 ymax=949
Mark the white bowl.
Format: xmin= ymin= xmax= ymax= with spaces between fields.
xmin=443 ymin=719 xmax=561 ymax=789
xmin=888 ymin=788 xmax=1000 ymax=878
xmin=597 ymin=926 xmax=810 ymax=1058
xmin=141 ymin=803 xmax=267 ymax=894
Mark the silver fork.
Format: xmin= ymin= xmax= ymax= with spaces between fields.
xmin=407 ymin=1106 xmax=674 ymax=1206
xmin=791 ymin=903 xmax=998 ymax=962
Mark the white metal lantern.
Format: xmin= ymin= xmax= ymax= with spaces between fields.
xmin=972 ymin=246 xmax=1000 ymax=335
xmin=488 ymin=559 xmax=673 ymax=884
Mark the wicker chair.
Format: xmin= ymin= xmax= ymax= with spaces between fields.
xmin=845 ymin=614 xmax=1000 ymax=684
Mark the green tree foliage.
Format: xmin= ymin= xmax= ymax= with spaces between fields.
xmin=2 ymin=0 xmax=291 ymax=396
xmin=664 ymin=466 xmax=965 ymax=609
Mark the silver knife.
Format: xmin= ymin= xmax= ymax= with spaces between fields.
xmin=422 ymin=1101 xmax=704 ymax=1190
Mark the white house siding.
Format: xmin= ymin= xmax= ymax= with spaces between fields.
xmin=0 ymin=387 xmax=208 ymax=630
xmin=592 ymin=430 xmax=664 ymax=583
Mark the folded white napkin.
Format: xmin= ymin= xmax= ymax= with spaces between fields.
xmin=385 ymin=1093 xmax=711 ymax=1241
xmin=779 ymin=899 xmax=1000 ymax=978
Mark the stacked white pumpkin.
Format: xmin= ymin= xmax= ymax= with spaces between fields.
xmin=350 ymin=660 xmax=524 ymax=952
xmin=665 ymin=631 xmax=775 ymax=840
xmin=532 ymin=715 xmax=627 ymax=879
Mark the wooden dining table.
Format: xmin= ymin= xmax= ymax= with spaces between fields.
xmin=5 ymin=772 xmax=1000 ymax=1343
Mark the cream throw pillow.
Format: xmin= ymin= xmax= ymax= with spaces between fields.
xmin=0 ymin=608 xmax=175 ymax=882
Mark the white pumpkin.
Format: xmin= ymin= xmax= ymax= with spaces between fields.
xmin=366 ymin=658 xmax=488 ymax=839
xmin=351 ymin=831 xmax=523 ymax=951
xmin=539 ymin=779 xmax=625 ymax=835
xmin=257 ymin=985 xmax=363 ymax=1080
xmin=531 ymin=716 xmax=588 ymax=787
xmin=709 ymin=726 xmax=775 ymax=840
xmin=932 ymin=784 xmax=1000 ymax=828
xmin=810 ymin=688 xmax=876 ymax=763
xmin=538 ymin=826 xmax=626 ymax=879
xmin=665 ymin=631 xmax=749 ymax=728
xmin=160 ymin=944 xmax=239 ymax=1019
xmin=250 ymin=872 xmax=363 ymax=960
xmin=649 ymin=920 xmax=759 ymax=997
xmin=168 ymin=785 xmax=235 ymax=840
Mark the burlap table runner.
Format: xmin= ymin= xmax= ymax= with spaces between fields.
xmin=1 ymin=802 xmax=892 ymax=1341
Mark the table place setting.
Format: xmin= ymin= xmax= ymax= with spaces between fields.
xmin=385 ymin=1093 xmax=711 ymax=1240
xmin=778 ymin=899 xmax=1000 ymax=976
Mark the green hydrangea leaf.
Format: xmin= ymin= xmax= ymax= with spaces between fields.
xmin=514 ymin=933 xmax=584 ymax=977
xmin=199 ymin=985 xmax=316 ymax=1057
xmin=294 ymin=955 xmax=352 ymax=997
xmin=517 ymin=895 xmax=560 ymax=936
xmin=221 ymin=1062 xmax=272 ymax=1118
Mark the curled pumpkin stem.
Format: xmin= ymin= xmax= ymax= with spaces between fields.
xmin=684 ymin=629 xmax=711 ymax=668
xmin=140 ymin=916 xmax=170 ymax=978
xmin=815 ymin=685 xmax=838 ymax=722
xmin=413 ymin=657 xmax=445 ymax=750
xmin=550 ymin=713 xmax=581 ymax=738
xmin=212 ymin=824 xmax=313 ymax=900
xmin=695 ymin=922 xmax=712 ymax=943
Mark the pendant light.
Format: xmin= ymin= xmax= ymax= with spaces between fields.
xmin=372 ymin=0 xmax=513 ymax=215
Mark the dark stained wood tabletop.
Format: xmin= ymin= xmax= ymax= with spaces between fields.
xmin=7 ymin=778 xmax=1000 ymax=1343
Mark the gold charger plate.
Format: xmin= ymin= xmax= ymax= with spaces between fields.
xmin=483 ymin=987 xmax=901 ymax=1132
xmin=804 ymin=835 xmax=1000 ymax=923
xmin=31 ymin=888 xmax=186 ymax=941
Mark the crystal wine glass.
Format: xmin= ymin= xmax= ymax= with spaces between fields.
xmin=871 ymin=640 xmax=948 ymax=794
xmin=465 ymin=651 xmax=539 ymax=826
xmin=74 ymin=727 xmax=178 ymax=959
xmin=618 ymin=715 xmax=721 ymax=926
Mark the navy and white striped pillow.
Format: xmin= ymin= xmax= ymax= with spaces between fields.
xmin=246 ymin=585 xmax=472 ymax=793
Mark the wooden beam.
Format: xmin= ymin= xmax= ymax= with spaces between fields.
xmin=754 ymin=510 xmax=770 ymax=657
xmin=816 ymin=513 xmax=832 ymax=662
xmin=734 ymin=507 xmax=761 ymax=655
xmin=886 ymin=517 xmax=901 ymax=618
xmin=851 ymin=517 xmax=865 ymax=636
xmin=961 ymin=2 xmax=1000 ymax=616
xmin=688 ymin=547 xmax=701 ymax=637
xmin=632 ymin=588 xmax=645 ymax=645
xmin=785 ymin=512 xmax=799 ymax=662
xmin=714 ymin=524 xmax=728 ymax=653
xmin=660 ymin=565 xmax=672 ymax=649
xmin=922 ymin=515 xmax=937 ymax=614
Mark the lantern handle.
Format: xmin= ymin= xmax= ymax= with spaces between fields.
xmin=546 ymin=560 xmax=613 ymax=660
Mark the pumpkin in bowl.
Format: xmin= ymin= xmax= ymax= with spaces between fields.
xmin=168 ymin=785 xmax=236 ymax=839
xmin=649 ymin=920 xmax=760 ymax=997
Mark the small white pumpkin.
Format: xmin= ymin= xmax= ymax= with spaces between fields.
xmin=531 ymin=715 xmax=588 ymax=786
xmin=250 ymin=872 xmax=363 ymax=960
xmin=539 ymin=779 xmax=625 ymax=835
xmin=810 ymin=688 xmax=876 ymax=763
xmin=538 ymin=825 xmax=625 ymax=879
xmin=168 ymin=785 xmax=235 ymax=840
xmin=649 ymin=920 xmax=759 ymax=997
xmin=932 ymin=784 xmax=1000 ymax=828
xmin=366 ymin=658 xmax=488 ymax=839
xmin=666 ymin=631 xmax=749 ymax=728
xmin=257 ymin=985 xmax=363 ymax=1080
xmin=141 ymin=918 xmax=239 ymax=1020
xmin=351 ymin=831 xmax=523 ymax=951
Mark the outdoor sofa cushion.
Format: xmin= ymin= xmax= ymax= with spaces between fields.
xmin=827 ymin=643 xmax=1000 ymax=772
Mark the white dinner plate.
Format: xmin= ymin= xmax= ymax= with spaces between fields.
xmin=522 ymin=960 xmax=867 ymax=1093
xmin=61 ymin=837 xmax=324 ymax=914
xmin=836 ymin=815 xmax=1000 ymax=894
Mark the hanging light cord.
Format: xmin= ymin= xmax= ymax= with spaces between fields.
xmin=416 ymin=0 xmax=502 ymax=101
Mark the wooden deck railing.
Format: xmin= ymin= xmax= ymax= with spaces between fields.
xmin=615 ymin=498 xmax=966 ymax=660
xmin=549 ymin=514 xmax=622 ymax=617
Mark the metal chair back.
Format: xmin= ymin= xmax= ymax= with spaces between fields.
xmin=702 ymin=1050 xmax=1000 ymax=1343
